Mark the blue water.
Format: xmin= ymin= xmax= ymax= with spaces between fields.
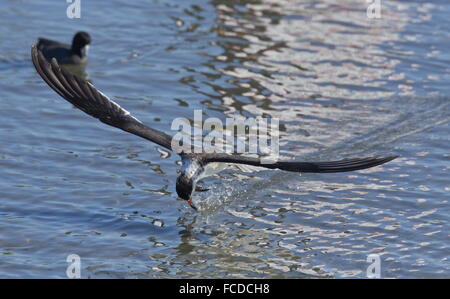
xmin=0 ymin=0 xmax=449 ymax=278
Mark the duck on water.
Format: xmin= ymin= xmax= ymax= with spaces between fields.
xmin=37 ymin=31 xmax=91 ymax=65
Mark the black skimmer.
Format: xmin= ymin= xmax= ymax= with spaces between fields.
xmin=31 ymin=45 xmax=397 ymax=211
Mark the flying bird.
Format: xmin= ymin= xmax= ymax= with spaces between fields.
xmin=31 ymin=45 xmax=397 ymax=211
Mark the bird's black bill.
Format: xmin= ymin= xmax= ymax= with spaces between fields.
xmin=187 ymin=198 xmax=198 ymax=211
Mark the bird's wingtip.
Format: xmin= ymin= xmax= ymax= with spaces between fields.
xmin=385 ymin=155 xmax=399 ymax=162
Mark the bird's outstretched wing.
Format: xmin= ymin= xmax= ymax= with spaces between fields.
xmin=201 ymin=153 xmax=397 ymax=173
xmin=32 ymin=44 xmax=398 ymax=170
xmin=31 ymin=44 xmax=173 ymax=151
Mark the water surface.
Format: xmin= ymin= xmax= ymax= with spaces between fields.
xmin=0 ymin=0 xmax=449 ymax=278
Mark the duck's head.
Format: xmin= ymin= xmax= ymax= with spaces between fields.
xmin=71 ymin=32 xmax=91 ymax=57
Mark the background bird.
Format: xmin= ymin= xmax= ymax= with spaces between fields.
xmin=37 ymin=31 xmax=91 ymax=65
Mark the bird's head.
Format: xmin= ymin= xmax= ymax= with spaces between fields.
xmin=72 ymin=32 xmax=91 ymax=57
xmin=176 ymin=173 xmax=197 ymax=210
